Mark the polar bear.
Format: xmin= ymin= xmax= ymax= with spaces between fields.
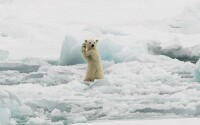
xmin=82 ymin=39 xmax=104 ymax=82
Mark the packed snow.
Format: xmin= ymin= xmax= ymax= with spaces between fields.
xmin=1 ymin=55 xmax=200 ymax=124
xmin=74 ymin=118 xmax=200 ymax=125
xmin=1 ymin=0 xmax=200 ymax=125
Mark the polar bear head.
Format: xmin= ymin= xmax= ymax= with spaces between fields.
xmin=85 ymin=39 xmax=98 ymax=51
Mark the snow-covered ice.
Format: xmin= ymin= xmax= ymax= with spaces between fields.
xmin=1 ymin=55 xmax=200 ymax=124
xmin=74 ymin=118 xmax=200 ymax=125
xmin=27 ymin=117 xmax=63 ymax=125
xmin=1 ymin=0 xmax=200 ymax=125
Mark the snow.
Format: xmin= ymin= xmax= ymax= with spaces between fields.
xmin=0 ymin=50 xmax=9 ymax=61
xmin=59 ymin=1 xmax=200 ymax=65
xmin=0 ymin=0 xmax=198 ymax=60
xmin=1 ymin=0 xmax=200 ymax=125
xmin=146 ymin=3 xmax=200 ymax=35
xmin=1 ymin=55 xmax=200 ymax=124
xmin=74 ymin=118 xmax=200 ymax=125
xmin=27 ymin=117 xmax=63 ymax=125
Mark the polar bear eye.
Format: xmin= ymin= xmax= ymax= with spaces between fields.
xmin=89 ymin=42 xmax=91 ymax=44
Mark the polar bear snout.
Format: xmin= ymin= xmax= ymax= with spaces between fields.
xmin=91 ymin=44 xmax=94 ymax=47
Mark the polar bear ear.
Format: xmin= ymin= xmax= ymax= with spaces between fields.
xmin=85 ymin=40 xmax=87 ymax=43
xmin=96 ymin=40 xmax=98 ymax=43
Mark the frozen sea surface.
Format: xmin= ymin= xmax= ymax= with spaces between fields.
xmin=1 ymin=0 xmax=200 ymax=125
xmin=1 ymin=55 xmax=200 ymax=125
xmin=74 ymin=118 xmax=200 ymax=125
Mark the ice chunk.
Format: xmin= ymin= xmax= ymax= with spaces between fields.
xmin=26 ymin=99 xmax=72 ymax=112
xmin=50 ymin=109 xmax=62 ymax=117
xmin=67 ymin=80 xmax=87 ymax=92
xmin=98 ymin=38 xmax=122 ymax=62
xmin=59 ymin=35 xmax=123 ymax=65
xmin=19 ymin=105 xmax=33 ymax=116
xmin=0 ymin=50 xmax=9 ymax=61
xmin=5 ymin=90 xmax=21 ymax=105
xmin=59 ymin=35 xmax=84 ymax=65
xmin=0 ymin=89 xmax=21 ymax=124
xmin=22 ymin=72 xmax=46 ymax=81
xmin=0 ymin=89 xmax=21 ymax=107
xmin=27 ymin=117 xmax=63 ymax=125
xmin=194 ymin=59 xmax=200 ymax=82
xmin=0 ymin=108 xmax=11 ymax=125
xmin=0 ymin=71 xmax=23 ymax=85
xmin=21 ymin=57 xmax=50 ymax=66
xmin=89 ymin=79 xmax=110 ymax=88
xmin=148 ymin=42 xmax=200 ymax=63
xmin=40 ymin=66 xmax=73 ymax=85
xmin=0 ymin=63 xmax=40 ymax=73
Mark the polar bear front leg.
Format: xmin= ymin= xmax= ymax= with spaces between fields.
xmin=86 ymin=50 xmax=94 ymax=57
xmin=86 ymin=50 xmax=99 ymax=62
xmin=82 ymin=42 xmax=88 ymax=60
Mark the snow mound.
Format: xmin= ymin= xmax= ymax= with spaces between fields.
xmin=0 ymin=50 xmax=9 ymax=61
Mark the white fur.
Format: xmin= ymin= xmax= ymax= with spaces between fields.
xmin=82 ymin=39 xmax=104 ymax=81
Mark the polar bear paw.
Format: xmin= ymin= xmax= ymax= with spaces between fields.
xmin=82 ymin=43 xmax=86 ymax=52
